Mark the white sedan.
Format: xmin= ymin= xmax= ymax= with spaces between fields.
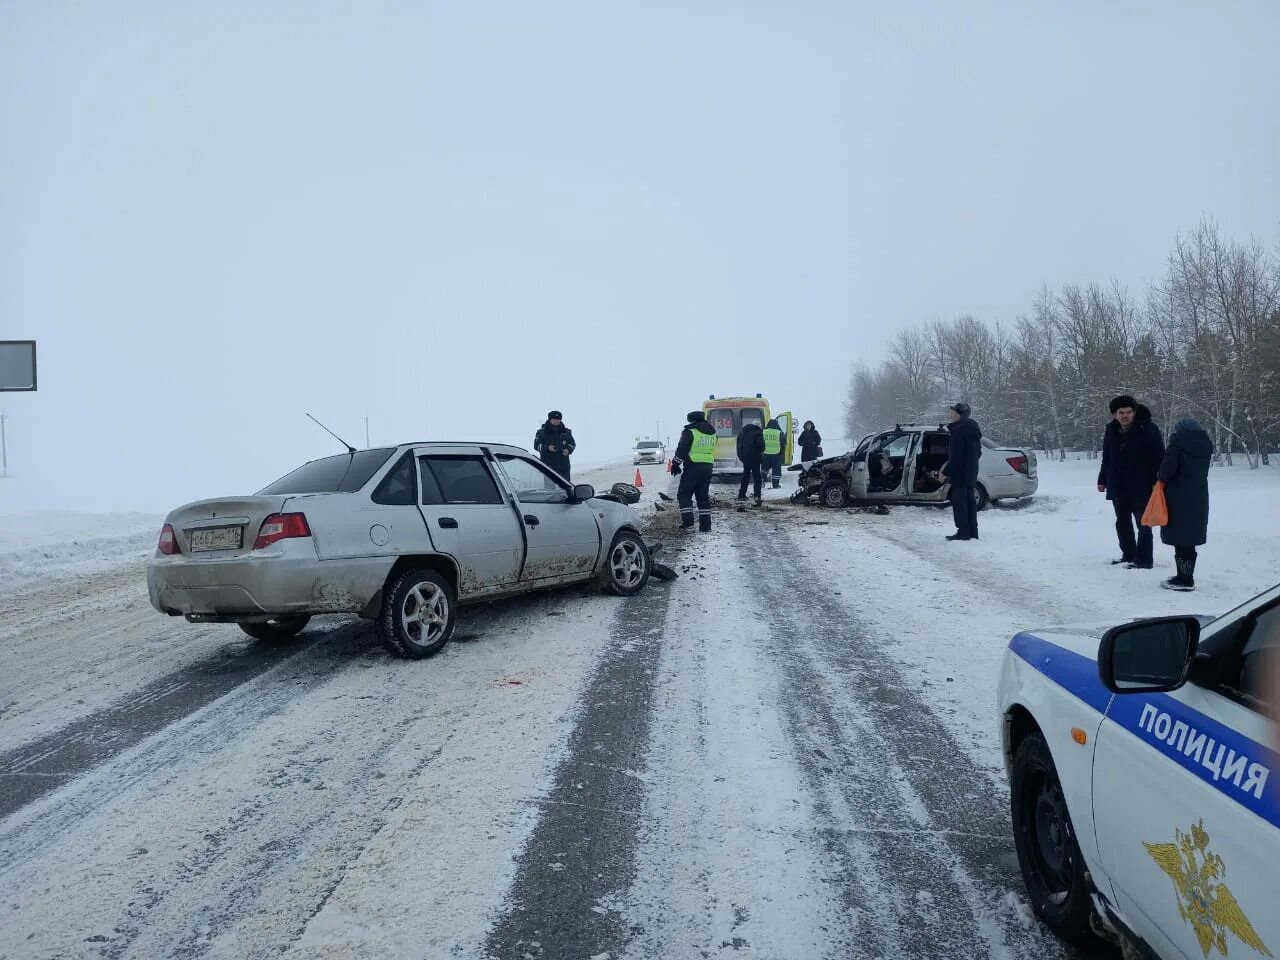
xmin=997 ymin=585 xmax=1278 ymax=959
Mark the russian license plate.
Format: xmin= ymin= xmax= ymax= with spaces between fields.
xmin=189 ymin=525 xmax=243 ymax=552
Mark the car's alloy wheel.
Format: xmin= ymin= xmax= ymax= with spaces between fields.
xmin=603 ymin=531 xmax=651 ymax=596
xmin=380 ymin=567 xmax=456 ymax=659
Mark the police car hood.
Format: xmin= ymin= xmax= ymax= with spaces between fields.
xmin=1020 ymin=615 xmax=1216 ymax=660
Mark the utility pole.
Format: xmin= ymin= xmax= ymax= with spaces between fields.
xmin=364 ymin=416 xmax=370 ymax=448
xmin=1 ymin=410 xmax=7 ymax=478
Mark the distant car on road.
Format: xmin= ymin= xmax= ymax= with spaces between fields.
xmin=998 ymin=584 xmax=1278 ymax=959
xmin=632 ymin=439 xmax=667 ymax=465
xmin=792 ymin=422 xmax=1038 ymax=509
xmin=148 ymin=444 xmax=652 ymax=659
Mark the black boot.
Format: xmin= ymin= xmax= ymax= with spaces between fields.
xmin=699 ymin=514 xmax=712 ymax=533
xmin=1162 ymin=556 xmax=1196 ymax=592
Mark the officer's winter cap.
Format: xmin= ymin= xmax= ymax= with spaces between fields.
xmin=1109 ymin=395 xmax=1136 ymax=414
xmin=548 ymin=410 xmax=563 ymax=420
xmin=949 ymin=402 xmax=971 ymax=417
xmin=687 ymin=411 xmax=705 ymax=424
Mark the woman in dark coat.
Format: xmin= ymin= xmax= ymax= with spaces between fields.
xmin=1157 ymin=417 xmax=1213 ymax=591
xmin=798 ymin=421 xmax=822 ymax=462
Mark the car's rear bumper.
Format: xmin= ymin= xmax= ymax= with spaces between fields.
xmin=147 ymin=548 xmax=390 ymax=618
xmin=984 ymin=474 xmax=1038 ymax=500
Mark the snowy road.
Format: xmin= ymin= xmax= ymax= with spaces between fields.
xmin=2 ymin=459 xmax=1277 ymax=959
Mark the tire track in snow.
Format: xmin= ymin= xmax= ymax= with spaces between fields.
xmin=734 ymin=521 xmax=1079 ymax=960
xmin=481 ymin=547 xmax=683 ymax=960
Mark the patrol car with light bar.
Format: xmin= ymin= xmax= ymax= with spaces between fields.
xmin=998 ymin=584 xmax=1278 ymax=959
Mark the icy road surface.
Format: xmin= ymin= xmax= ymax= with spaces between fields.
xmin=2 ymin=458 xmax=1277 ymax=959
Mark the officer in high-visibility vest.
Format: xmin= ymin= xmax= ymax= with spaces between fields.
xmin=671 ymin=410 xmax=717 ymax=531
xmin=762 ymin=418 xmax=786 ymax=489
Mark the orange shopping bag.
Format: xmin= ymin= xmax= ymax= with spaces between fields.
xmin=1141 ymin=480 xmax=1168 ymax=527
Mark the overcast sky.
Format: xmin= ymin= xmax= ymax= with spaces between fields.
xmin=2 ymin=1 xmax=1277 ymax=514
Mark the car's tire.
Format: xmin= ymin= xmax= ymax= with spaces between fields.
xmin=238 ymin=615 xmax=310 ymax=643
xmin=378 ymin=567 xmax=456 ymax=659
xmin=600 ymin=530 xmax=651 ymax=596
xmin=976 ymin=483 xmax=991 ymax=511
xmin=1010 ymin=732 xmax=1100 ymax=948
xmin=819 ymin=480 xmax=850 ymax=508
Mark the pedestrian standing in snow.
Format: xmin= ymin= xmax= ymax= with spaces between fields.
xmin=1156 ymin=417 xmax=1213 ymax=592
xmin=798 ymin=421 xmax=823 ymax=463
xmin=534 ymin=410 xmax=576 ymax=481
xmin=1097 ymin=395 xmax=1164 ymax=569
xmin=762 ymin=418 xmax=786 ymax=489
xmin=736 ymin=421 xmax=765 ymax=505
xmin=940 ymin=402 xmax=982 ymax=541
xmin=672 ymin=411 xmax=717 ymax=531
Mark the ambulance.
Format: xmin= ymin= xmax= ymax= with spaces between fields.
xmin=701 ymin=394 xmax=793 ymax=478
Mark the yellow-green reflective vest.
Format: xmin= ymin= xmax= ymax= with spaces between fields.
xmin=689 ymin=431 xmax=717 ymax=464
xmin=763 ymin=427 xmax=782 ymax=455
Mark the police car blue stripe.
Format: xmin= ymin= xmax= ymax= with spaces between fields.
xmin=1010 ymin=631 xmax=1278 ymax=831
xmin=1009 ymin=632 xmax=1112 ymax=712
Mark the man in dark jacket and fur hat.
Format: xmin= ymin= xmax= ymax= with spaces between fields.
xmin=1097 ymin=395 xmax=1164 ymax=568
xmin=940 ymin=402 xmax=982 ymax=541
xmin=534 ymin=411 xmax=576 ymax=480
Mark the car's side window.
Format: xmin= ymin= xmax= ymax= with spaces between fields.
xmin=495 ymin=455 xmax=569 ymax=504
xmin=419 ymin=456 xmax=503 ymax=505
xmin=1231 ymin=603 xmax=1280 ymax=710
xmin=372 ymin=452 xmax=417 ymax=506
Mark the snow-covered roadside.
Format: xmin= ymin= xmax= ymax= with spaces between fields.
xmin=0 ymin=511 xmax=161 ymax=593
xmin=781 ymin=459 xmax=1280 ymax=778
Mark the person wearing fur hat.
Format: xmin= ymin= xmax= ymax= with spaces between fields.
xmin=940 ymin=402 xmax=982 ymax=541
xmin=1097 ymin=395 xmax=1165 ymax=569
xmin=671 ymin=410 xmax=717 ymax=531
xmin=534 ymin=410 xmax=576 ymax=480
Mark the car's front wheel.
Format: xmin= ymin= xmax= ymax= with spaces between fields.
xmin=379 ymin=567 xmax=456 ymax=659
xmin=1010 ymin=732 xmax=1099 ymax=948
xmin=600 ymin=531 xmax=651 ymax=596
xmin=820 ymin=480 xmax=850 ymax=508
xmin=239 ymin=615 xmax=310 ymax=643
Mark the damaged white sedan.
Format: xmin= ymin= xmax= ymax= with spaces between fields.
xmin=148 ymin=443 xmax=652 ymax=658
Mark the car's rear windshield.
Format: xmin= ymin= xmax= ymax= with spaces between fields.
xmin=637 ymin=441 xmax=661 ymax=449
xmin=257 ymin=448 xmax=397 ymax=495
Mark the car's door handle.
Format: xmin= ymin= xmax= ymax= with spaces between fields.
xmin=524 ymin=515 xmax=540 ymax=527
xmin=438 ymin=517 xmax=459 ymax=529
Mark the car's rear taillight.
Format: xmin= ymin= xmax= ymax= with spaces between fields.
xmin=1006 ymin=455 xmax=1029 ymax=475
xmin=157 ymin=523 xmax=180 ymax=555
xmin=254 ymin=513 xmax=312 ymax=550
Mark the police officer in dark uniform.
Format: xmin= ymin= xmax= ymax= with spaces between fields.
xmin=671 ymin=410 xmax=717 ymax=531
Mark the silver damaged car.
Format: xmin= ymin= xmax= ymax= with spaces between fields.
xmin=147 ymin=443 xmax=652 ymax=659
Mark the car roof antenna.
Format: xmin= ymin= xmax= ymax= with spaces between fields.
xmin=306 ymin=413 xmax=358 ymax=455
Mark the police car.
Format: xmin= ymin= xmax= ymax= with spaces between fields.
xmin=998 ymin=584 xmax=1278 ymax=959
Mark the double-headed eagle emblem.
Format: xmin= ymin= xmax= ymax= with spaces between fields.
xmin=1145 ymin=819 xmax=1271 ymax=958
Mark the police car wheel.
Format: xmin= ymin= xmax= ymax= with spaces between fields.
xmin=1011 ymin=733 xmax=1099 ymax=947
xmin=602 ymin=531 xmax=651 ymax=597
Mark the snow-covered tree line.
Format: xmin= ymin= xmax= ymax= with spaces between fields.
xmin=844 ymin=219 xmax=1280 ymax=466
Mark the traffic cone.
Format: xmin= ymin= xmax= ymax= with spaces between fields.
xmin=634 ymin=468 xmax=644 ymax=488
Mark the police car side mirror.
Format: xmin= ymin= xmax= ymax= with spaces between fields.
xmin=571 ymin=484 xmax=596 ymax=503
xmin=1098 ymin=616 xmax=1201 ymax=694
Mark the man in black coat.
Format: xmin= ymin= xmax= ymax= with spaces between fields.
xmin=1097 ymin=395 xmax=1164 ymax=569
xmin=736 ymin=422 xmax=765 ymax=504
xmin=940 ymin=402 xmax=982 ymax=541
xmin=534 ymin=410 xmax=576 ymax=480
